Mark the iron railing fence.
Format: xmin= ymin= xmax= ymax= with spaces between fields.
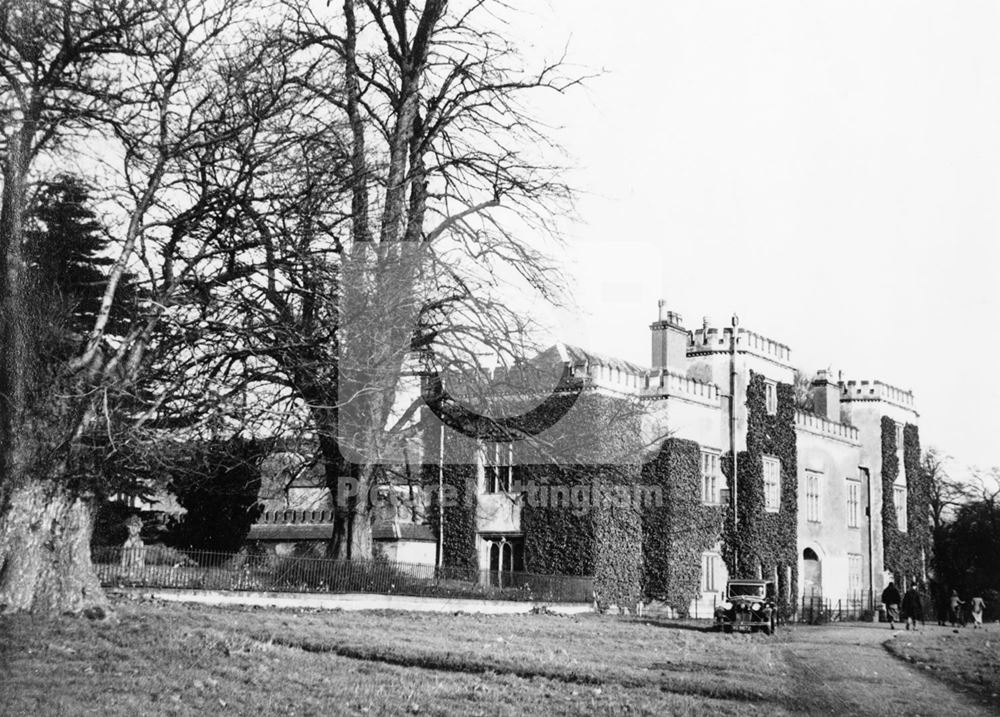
xmin=688 ymin=591 xmax=877 ymax=623
xmin=796 ymin=593 xmax=876 ymax=624
xmin=93 ymin=546 xmax=594 ymax=603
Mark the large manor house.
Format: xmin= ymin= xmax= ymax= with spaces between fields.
xmin=253 ymin=301 xmax=929 ymax=615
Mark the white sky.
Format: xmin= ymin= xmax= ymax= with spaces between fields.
xmin=509 ymin=1 xmax=1000 ymax=475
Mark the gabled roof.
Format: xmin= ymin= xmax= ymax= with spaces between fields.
xmin=528 ymin=343 xmax=647 ymax=377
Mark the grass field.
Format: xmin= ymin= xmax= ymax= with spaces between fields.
xmin=0 ymin=597 xmax=995 ymax=716
xmin=884 ymin=626 xmax=1000 ymax=710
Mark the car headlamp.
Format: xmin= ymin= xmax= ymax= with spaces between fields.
xmin=751 ymin=602 xmax=760 ymax=611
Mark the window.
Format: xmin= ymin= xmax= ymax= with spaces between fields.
xmin=484 ymin=443 xmax=513 ymax=493
xmin=805 ymin=470 xmax=821 ymax=522
xmin=848 ymin=554 xmax=863 ymax=595
xmin=765 ymin=380 xmax=778 ymax=415
xmin=702 ymin=552 xmax=721 ymax=592
xmin=894 ymin=421 xmax=904 ymax=447
xmin=763 ymin=456 xmax=781 ymax=512
xmin=894 ymin=482 xmax=907 ymax=532
xmin=701 ymin=451 xmax=720 ymax=504
xmin=846 ymin=479 xmax=861 ymax=528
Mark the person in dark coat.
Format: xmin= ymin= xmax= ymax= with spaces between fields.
xmin=881 ymin=581 xmax=901 ymax=629
xmin=901 ymin=584 xmax=923 ymax=630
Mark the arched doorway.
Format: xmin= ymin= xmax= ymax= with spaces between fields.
xmin=801 ymin=548 xmax=823 ymax=622
xmin=803 ymin=548 xmax=822 ymax=597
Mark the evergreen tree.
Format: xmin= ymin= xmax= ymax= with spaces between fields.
xmin=26 ymin=174 xmax=135 ymax=339
xmin=167 ymin=437 xmax=268 ymax=553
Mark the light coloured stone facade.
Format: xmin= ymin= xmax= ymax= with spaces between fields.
xmin=459 ymin=300 xmax=922 ymax=613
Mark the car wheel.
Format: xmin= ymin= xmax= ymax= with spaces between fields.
xmin=723 ymin=624 xmax=733 ymax=634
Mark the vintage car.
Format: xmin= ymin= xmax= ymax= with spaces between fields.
xmin=714 ymin=579 xmax=777 ymax=634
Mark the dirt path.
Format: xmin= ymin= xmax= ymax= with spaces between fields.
xmin=778 ymin=623 xmax=992 ymax=716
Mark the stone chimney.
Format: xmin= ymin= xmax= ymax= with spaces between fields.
xmin=650 ymin=299 xmax=688 ymax=372
xmin=811 ymin=369 xmax=840 ymax=422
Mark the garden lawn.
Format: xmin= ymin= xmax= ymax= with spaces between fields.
xmin=0 ymin=597 xmax=794 ymax=716
xmin=884 ymin=626 xmax=1000 ymax=711
xmin=5 ymin=597 xmax=993 ymax=716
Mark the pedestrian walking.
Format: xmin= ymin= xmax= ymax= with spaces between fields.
xmin=902 ymin=584 xmax=923 ymax=631
xmin=882 ymin=581 xmax=901 ymax=630
xmin=970 ymin=595 xmax=986 ymax=629
xmin=949 ymin=589 xmax=965 ymax=627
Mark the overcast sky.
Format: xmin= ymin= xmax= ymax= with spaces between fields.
xmin=509 ymin=1 xmax=1000 ymax=475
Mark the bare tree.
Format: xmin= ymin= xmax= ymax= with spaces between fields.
xmin=791 ymin=368 xmax=814 ymax=413
xmin=0 ymin=0 xmax=294 ymax=614
xmin=249 ymin=0 xmax=582 ymax=558
xmin=161 ymin=0 xmax=586 ymax=560
xmin=969 ymin=465 xmax=1000 ymax=504
xmin=0 ymin=0 xmax=162 ymax=615
xmin=923 ymin=447 xmax=973 ymax=535
xmin=0 ymin=0 xmax=584 ymax=613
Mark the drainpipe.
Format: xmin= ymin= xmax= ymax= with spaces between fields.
xmin=730 ymin=314 xmax=739 ymax=572
xmin=437 ymin=422 xmax=444 ymax=569
xmin=863 ymin=466 xmax=874 ymax=615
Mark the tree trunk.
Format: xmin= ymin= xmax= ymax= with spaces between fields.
xmin=0 ymin=480 xmax=108 ymax=615
xmin=319 ymin=430 xmax=352 ymax=560
xmin=321 ymin=450 xmax=374 ymax=562
xmin=348 ymin=495 xmax=374 ymax=560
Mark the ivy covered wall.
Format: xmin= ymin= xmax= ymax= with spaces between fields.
xmin=881 ymin=417 xmax=930 ymax=583
xmin=423 ymin=421 xmax=478 ymax=577
xmin=722 ymin=371 xmax=798 ymax=615
xmin=592 ymin=469 xmax=645 ymax=611
xmin=641 ymin=437 xmax=722 ymax=614
xmin=422 ymin=390 xmax=646 ymax=609
xmin=521 ymin=465 xmax=595 ymax=576
xmin=522 ymin=463 xmax=643 ymax=610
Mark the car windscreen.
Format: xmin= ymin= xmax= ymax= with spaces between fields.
xmin=728 ymin=583 xmax=766 ymax=598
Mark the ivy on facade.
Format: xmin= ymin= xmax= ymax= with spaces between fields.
xmin=722 ymin=371 xmax=798 ymax=615
xmin=521 ymin=465 xmax=595 ymax=576
xmin=641 ymin=437 xmax=722 ymax=615
xmin=522 ymin=463 xmax=643 ymax=611
xmin=881 ymin=417 xmax=930 ymax=583
xmin=423 ymin=421 xmax=478 ymax=577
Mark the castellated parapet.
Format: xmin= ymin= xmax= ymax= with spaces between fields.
xmin=840 ymin=379 xmax=915 ymax=410
xmin=795 ymin=410 xmax=859 ymax=444
xmin=687 ymin=326 xmax=792 ymax=367
xmin=555 ymin=343 xmax=721 ymax=405
xmin=641 ymin=367 xmax=720 ymax=404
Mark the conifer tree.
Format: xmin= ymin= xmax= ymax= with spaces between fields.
xmin=26 ymin=174 xmax=135 ymax=343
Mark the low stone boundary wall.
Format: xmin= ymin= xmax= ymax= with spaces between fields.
xmin=108 ymin=587 xmax=595 ymax=615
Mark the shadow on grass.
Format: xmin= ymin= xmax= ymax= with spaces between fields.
xmin=628 ymin=617 xmax=718 ymax=633
xmin=251 ymin=631 xmax=785 ymax=707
